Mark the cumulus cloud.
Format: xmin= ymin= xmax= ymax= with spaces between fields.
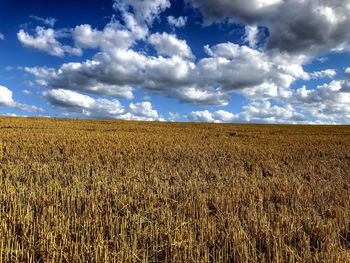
xmin=16 ymin=104 xmax=45 ymax=113
xmin=266 ymin=1 xmax=350 ymax=57
xmin=113 ymin=0 xmax=170 ymax=26
xmin=188 ymin=109 xmax=239 ymax=123
xmin=238 ymin=83 xmax=281 ymax=101
xmin=310 ymin=69 xmax=337 ymax=79
xmin=25 ymin=51 xmax=138 ymax=99
xmin=189 ymin=0 xmax=350 ymax=60
xmin=128 ymin=102 xmax=161 ymax=120
xmin=291 ymin=71 xmax=350 ymax=123
xmin=18 ymin=27 xmax=82 ymax=57
xmin=188 ymin=101 xmax=307 ymax=124
xmin=188 ymin=110 xmax=216 ymax=122
xmin=175 ymin=86 xmax=231 ymax=106
xmin=24 ymin=0 xmax=333 ymax=115
xmin=111 ymin=0 xmax=171 ymax=40
xmin=241 ymin=67 xmax=350 ymax=124
xmin=18 ymin=17 xmax=143 ymax=58
xmin=42 ymin=89 xmax=164 ymax=121
xmin=201 ymin=42 xmax=308 ymax=96
xmin=0 ymin=85 xmax=45 ymax=113
xmin=0 ymin=112 xmax=21 ymax=117
xmin=0 ymin=85 xmax=16 ymax=107
xmin=222 ymin=67 xmax=350 ymax=124
xmin=30 ymin=23 xmax=345 ymax=110
xmin=167 ymin=16 xmax=187 ymax=28
xmin=26 ymin=46 xmax=229 ymax=106
xmin=22 ymin=89 xmax=32 ymax=95
xmin=244 ymin=25 xmax=259 ymax=48
xmin=21 ymin=0 xmax=350 ymax=123
xmin=345 ymin=67 xmax=350 ymax=78
xmin=25 ymin=39 xmax=318 ymax=107
xmin=72 ymin=23 xmax=136 ymax=51
xmin=186 ymin=0 xmax=282 ymax=24
xmin=140 ymin=54 xmax=230 ymax=105
xmin=148 ymin=32 xmax=194 ymax=59
xmin=42 ymin=89 xmax=124 ymax=118
xmin=235 ymin=69 xmax=350 ymax=124
xmin=239 ymin=101 xmax=307 ymax=123
xmin=168 ymin=112 xmax=180 ymax=121
xmin=29 ymin=15 xmax=57 ymax=27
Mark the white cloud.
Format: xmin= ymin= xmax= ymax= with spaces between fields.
xmin=0 ymin=85 xmax=16 ymax=107
xmin=29 ymin=15 xmax=57 ymax=27
xmin=252 ymin=67 xmax=350 ymax=123
xmin=28 ymin=34 xmax=336 ymax=109
xmin=113 ymin=0 xmax=170 ymax=26
xmin=21 ymin=3 xmax=348 ymax=121
xmin=72 ymin=23 xmax=135 ymax=52
xmin=110 ymin=0 xmax=172 ymax=41
xmin=189 ymin=0 xmax=350 ymax=60
xmin=119 ymin=10 xmax=149 ymax=39
xmin=5 ymin=66 xmax=14 ymax=71
xmin=25 ymin=51 xmax=138 ymax=99
xmin=22 ymin=89 xmax=32 ymax=95
xmin=18 ymin=27 xmax=82 ymax=57
xmin=173 ymin=86 xmax=230 ymax=106
xmin=25 ymin=38 xmax=314 ymax=107
xmin=188 ymin=110 xmax=216 ymax=122
xmin=0 ymin=112 xmax=21 ymax=117
xmin=24 ymin=66 xmax=57 ymax=86
xmin=0 ymin=85 xmax=44 ymax=113
xmin=238 ymin=82 xmax=279 ymax=100
xmin=310 ymin=69 xmax=337 ymax=79
xmin=11 ymin=0 xmax=350 ymax=124
xmin=26 ymin=47 xmax=229 ymax=106
xmin=148 ymin=32 xmax=194 ymax=59
xmin=128 ymin=101 xmax=161 ymax=120
xmin=167 ymin=16 xmax=187 ymax=28
xmin=0 ymin=33 xmax=4 ymax=40
xmin=16 ymin=104 xmax=45 ymax=113
xmin=188 ymin=109 xmax=238 ymax=123
xmin=168 ymin=112 xmax=180 ymax=121
xmin=239 ymin=101 xmax=307 ymax=123
xmin=291 ymin=74 xmax=350 ymax=123
xmin=265 ymin=1 xmax=350 ymax=57
xmin=42 ymin=89 xmax=163 ymax=121
xmin=187 ymin=0 xmax=282 ymax=24
xmin=201 ymin=42 xmax=307 ymax=94
xmin=244 ymin=25 xmax=259 ymax=48
xmin=188 ymin=101 xmax=307 ymax=124
xmin=212 ymin=110 xmax=237 ymax=122
xmin=345 ymin=67 xmax=350 ymax=76
xmin=143 ymin=55 xmax=195 ymax=86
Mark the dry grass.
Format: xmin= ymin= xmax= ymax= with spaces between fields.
xmin=0 ymin=117 xmax=350 ymax=262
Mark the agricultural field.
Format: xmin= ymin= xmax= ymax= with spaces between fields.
xmin=0 ymin=116 xmax=350 ymax=262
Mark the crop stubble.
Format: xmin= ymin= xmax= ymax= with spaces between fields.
xmin=0 ymin=117 xmax=350 ymax=262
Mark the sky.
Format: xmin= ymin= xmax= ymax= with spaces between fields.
xmin=1 ymin=0 xmax=350 ymax=124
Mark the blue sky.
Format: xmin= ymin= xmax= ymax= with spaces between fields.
xmin=1 ymin=0 xmax=350 ymax=123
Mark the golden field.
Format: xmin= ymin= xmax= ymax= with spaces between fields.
xmin=0 ymin=117 xmax=350 ymax=262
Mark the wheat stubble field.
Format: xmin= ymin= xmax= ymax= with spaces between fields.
xmin=0 ymin=117 xmax=350 ymax=262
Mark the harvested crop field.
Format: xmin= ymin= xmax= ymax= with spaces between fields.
xmin=0 ymin=117 xmax=350 ymax=262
